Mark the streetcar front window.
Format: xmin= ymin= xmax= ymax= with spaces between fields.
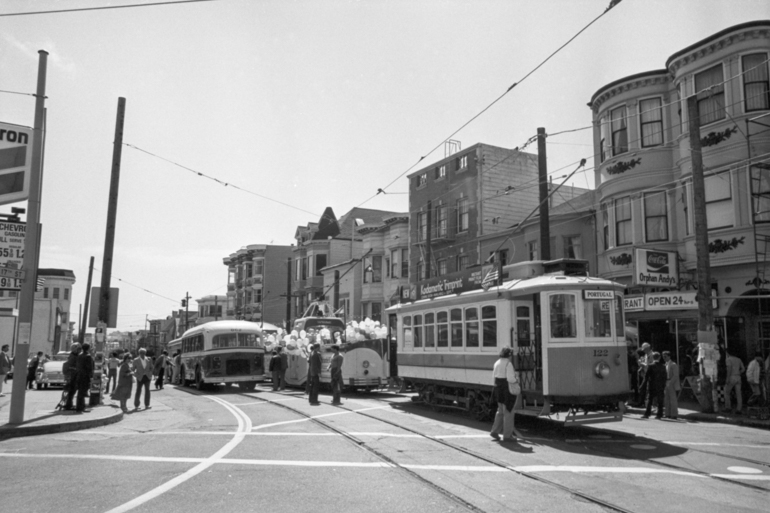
xmin=549 ymin=294 xmax=577 ymax=339
xmin=585 ymin=300 xmax=612 ymax=338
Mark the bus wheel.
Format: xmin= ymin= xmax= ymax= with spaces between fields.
xmin=239 ymin=382 xmax=255 ymax=392
xmin=195 ymin=371 xmax=205 ymax=391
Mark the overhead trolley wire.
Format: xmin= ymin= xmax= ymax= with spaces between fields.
xmin=0 ymin=0 xmax=219 ymax=17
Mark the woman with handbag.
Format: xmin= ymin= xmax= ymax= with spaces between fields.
xmin=490 ymin=347 xmax=520 ymax=442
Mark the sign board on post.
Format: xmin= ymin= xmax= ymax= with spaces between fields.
xmin=88 ymin=287 xmax=119 ymax=328
xmin=0 ymin=220 xmax=25 ymax=290
xmin=0 ymin=122 xmax=32 ymax=206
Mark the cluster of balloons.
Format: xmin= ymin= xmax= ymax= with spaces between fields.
xmin=345 ymin=318 xmax=388 ymax=341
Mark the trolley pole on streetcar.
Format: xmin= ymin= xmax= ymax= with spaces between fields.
xmin=687 ymin=95 xmax=718 ymax=412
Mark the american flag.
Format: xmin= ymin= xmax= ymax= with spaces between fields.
xmin=36 ymin=276 xmax=45 ymax=292
xmin=481 ymin=268 xmax=499 ymax=290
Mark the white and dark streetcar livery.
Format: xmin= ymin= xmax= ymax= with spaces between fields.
xmin=173 ymin=320 xmax=268 ymax=392
xmin=386 ymin=260 xmax=629 ymax=425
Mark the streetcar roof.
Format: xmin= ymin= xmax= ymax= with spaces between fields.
xmin=385 ymin=274 xmax=624 ymax=313
xmin=180 ymin=320 xmax=275 ymax=337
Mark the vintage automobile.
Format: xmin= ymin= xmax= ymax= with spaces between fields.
xmin=35 ymin=352 xmax=69 ymax=389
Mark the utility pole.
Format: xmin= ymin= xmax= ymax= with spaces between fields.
xmin=687 ymin=95 xmax=718 ymax=412
xmin=9 ymin=50 xmax=47 ymax=425
xmin=80 ymin=256 xmax=94 ymax=344
xmin=285 ymin=257 xmax=292 ymax=331
xmin=537 ymin=127 xmax=551 ymax=261
xmin=97 ymin=97 xmax=126 ymax=354
xmin=182 ymin=292 xmax=191 ymax=333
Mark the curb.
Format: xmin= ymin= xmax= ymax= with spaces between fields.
xmin=0 ymin=409 xmax=124 ymax=441
xmin=624 ymin=407 xmax=769 ymax=431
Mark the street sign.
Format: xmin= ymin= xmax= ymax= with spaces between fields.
xmin=0 ymin=266 xmax=25 ymax=280
xmin=0 ymin=220 xmax=25 ymax=290
xmin=0 ymin=121 xmax=33 ymax=206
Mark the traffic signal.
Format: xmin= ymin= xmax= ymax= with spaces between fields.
xmin=181 ymin=299 xmax=187 ymax=307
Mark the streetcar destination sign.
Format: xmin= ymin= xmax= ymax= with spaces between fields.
xmin=584 ymin=290 xmax=614 ymax=300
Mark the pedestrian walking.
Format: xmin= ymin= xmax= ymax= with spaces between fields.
xmin=746 ymin=353 xmax=763 ymax=406
xmin=269 ymin=350 xmax=281 ymax=390
xmin=278 ymin=346 xmax=288 ymax=390
xmin=490 ymin=347 xmax=519 ymax=442
xmin=642 ymin=352 xmax=667 ymax=419
xmin=0 ymin=344 xmax=12 ymax=397
xmin=328 ymin=345 xmax=344 ymax=404
xmin=105 ymin=352 xmax=119 ymax=393
xmin=724 ymin=348 xmax=745 ymax=414
xmin=62 ymin=343 xmax=81 ymax=410
xmin=75 ymin=343 xmax=94 ymax=413
xmin=27 ymin=351 xmax=44 ymax=389
xmin=153 ymin=350 xmax=169 ymax=390
xmin=111 ymin=353 xmax=135 ymax=413
xmin=662 ymin=351 xmax=680 ymax=419
xmin=133 ymin=348 xmax=153 ymax=410
xmin=308 ymin=343 xmax=322 ymax=405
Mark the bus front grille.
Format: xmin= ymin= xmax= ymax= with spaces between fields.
xmin=226 ymin=359 xmax=251 ymax=376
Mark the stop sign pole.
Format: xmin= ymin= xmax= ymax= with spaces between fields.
xmin=9 ymin=51 xmax=47 ymax=425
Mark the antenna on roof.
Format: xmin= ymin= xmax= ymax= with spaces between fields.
xmin=444 ymin=140 xmax=461 ymax=157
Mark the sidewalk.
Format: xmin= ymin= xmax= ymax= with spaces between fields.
xmin=0 ymin=380 xmax=123 ymax=441
xmin=625 ymin=399 xmax=770 ymax=430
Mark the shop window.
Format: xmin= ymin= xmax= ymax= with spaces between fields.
xmin=644 ymin=191 xmax=668 ymax=242
xmin=695 ymin=64 xmax=725 ymax=125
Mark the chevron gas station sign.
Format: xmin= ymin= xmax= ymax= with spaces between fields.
xmin=0 ymin=122 xmax=32 ymax=206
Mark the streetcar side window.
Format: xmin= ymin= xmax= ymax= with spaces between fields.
xmin=549 ymin=294 xmax=578 ymax=339
xmin=402 ymin=316 xmax=412 ymax=349
xmin=450 ymin=308 xmax=463 ymax=348
xmin=585 ymin=299 xmax=612 ymax=338
xmin=482 ymin=305 xmax=497 ymax=348
xmin=437 ymin=311 xmax=449 ymax=347
xmin=425 ymin=312 xmax=435 ymax=348
xmin=465 ymin=307 xmax=479 ymax=348
xmin=414 ymin=314 xmax=423 ymax=348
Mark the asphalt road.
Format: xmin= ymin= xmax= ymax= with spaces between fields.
xmin=0 ymin=383 xmax=767 ymax=513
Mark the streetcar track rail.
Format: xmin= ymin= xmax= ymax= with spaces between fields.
xmin=237 ymin=388 xmax=636 ymax=513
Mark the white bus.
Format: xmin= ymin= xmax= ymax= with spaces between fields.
xmin=174 ymin=320 xmax=268 ymax=391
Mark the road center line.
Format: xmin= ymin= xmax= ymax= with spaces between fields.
xmin=105 ymin=395 xmax=252 ymax=513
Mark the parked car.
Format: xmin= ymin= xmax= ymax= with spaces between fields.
xmin=35 ymin=352 xmax=69 ymax=389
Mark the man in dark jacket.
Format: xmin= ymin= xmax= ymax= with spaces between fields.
xmin=308 ymin=343 xmax=322 ymax=405
xmin=62 ymin=343 xmax=81 ymax=410
xmin=642 ymin=352 xmax=667 ymax=419
xmin=75 ymin=343 xmax=94 ymax=413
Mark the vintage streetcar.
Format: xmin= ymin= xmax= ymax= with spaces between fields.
xmin=386 ymin=259 xmax=629 ymax=425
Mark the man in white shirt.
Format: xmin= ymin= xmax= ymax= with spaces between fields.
xmin=133 ymin=348 xmax=153 ymax=410
xmin=746 ymin=353 xmax=763 ymax=404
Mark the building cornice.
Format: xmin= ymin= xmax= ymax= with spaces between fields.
xmin=589 ymin=70 xmax=669 ymax=113
xmin=666 ymin=21 xmax=770 ymax=75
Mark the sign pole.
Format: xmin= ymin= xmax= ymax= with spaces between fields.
xmin=9 ymin=50 xmax=47 ymax=425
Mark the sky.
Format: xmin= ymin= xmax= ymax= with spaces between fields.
xmin=0 ymin=0 xmax=768 ymax=332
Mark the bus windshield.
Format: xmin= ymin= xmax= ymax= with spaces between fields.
xmin=211 ymin=332 xmax=264 ymax=349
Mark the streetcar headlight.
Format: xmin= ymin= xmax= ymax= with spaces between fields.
xmin=362 ymin=360 xmax=370 ymax=369
xmin=594 ymin=361 xmax=610 ymax=379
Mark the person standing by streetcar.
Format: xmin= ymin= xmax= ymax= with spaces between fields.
xmin=278 ymin=346 xmax=288 ymax=391
xmin=328 ymin=344 xmax=344 ymax=405
xmin=172 ymin=349 xmax=182 ymax=385
xmin=490 ymin=347 xmax=519 ymax=442
xmin=308 ymin=343 xmax=322 ymax=405
xmin=642 ymin=352 xmax=667 ymax=419
xmin=269 ymin=350 xmax=281 ymax=391
xmin=105 ymin=352 xmax=119 ymax=394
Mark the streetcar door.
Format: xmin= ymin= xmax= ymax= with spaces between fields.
xmin=512 ymin=300 xmax=539 ymax=392
xmin=388 ymin=313 xmax=398 ymax=377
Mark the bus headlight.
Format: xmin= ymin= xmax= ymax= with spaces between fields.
xmin=362 ymin=360 xmax=370 ymax=369
xmin=595 ymin=361 xmax=610 ymax=379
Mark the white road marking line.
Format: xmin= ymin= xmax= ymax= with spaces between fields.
xmin=229 ymin=398 xmax=301 ymax=406
xmin=251 ymin=405 xmax=390 ymax=431
xmin=569 ymin=439 xmax=770 ymax=450
xmin=5 ymin=451 xmax=766 ymax=479
xmin=105 ymin=395 xmax=252 ymax=513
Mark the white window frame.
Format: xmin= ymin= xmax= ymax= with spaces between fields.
xmin=705 ymin=171 xmax=734 ymax=230
xmin=643 ymin=191 xmax=669 ymax=242
xmin=615 ymin=196 xmax=632 ymax=246
xmin=695 ymin=63 xmax=726 ymax=126
xmin=639 ymin=97 xmax=664 ymax=148
xmin=741 ymin=52 xmax=770 ymax=113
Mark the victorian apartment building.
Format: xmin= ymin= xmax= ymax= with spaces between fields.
xmin=223 ymin=244 xmax=293 ymax=327
xmin=588 ymin=20 xmax=770 ymax=363
xmin=293 ymin=206 xmax=402 ymax=321
xmin=407 ymin=142 xmax=588 ymax=301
